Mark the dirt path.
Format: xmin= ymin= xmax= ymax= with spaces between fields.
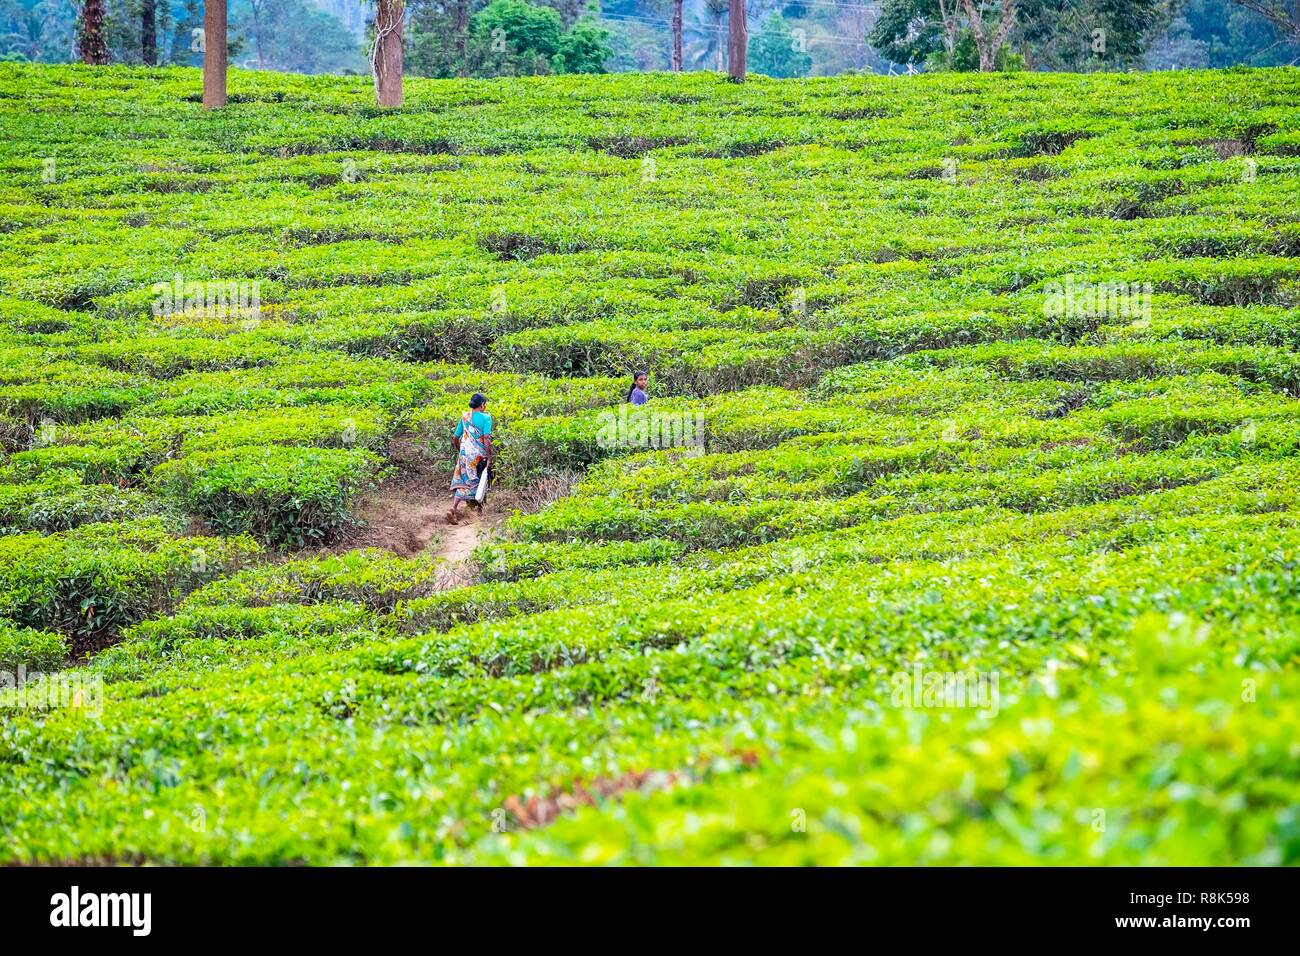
xmin=336 ymin=435 xmax=505 ymax=565
xmin=344 ymin=481 xmax=448 ymax=558
xmin=437 ymin=516 xmax=484 ymax=563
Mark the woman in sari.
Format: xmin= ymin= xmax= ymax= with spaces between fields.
xmin=448 ymin=393 xmax=494 ymax=524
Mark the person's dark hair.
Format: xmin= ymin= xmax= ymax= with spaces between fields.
xmin=626 ymin=371 xmax=647 ymax=403
xmin=470 ymin=393 xmax=486 ymax=409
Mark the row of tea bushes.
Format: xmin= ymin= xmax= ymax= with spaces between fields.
xmin=0 ymin=519 xmax=260 ymax=654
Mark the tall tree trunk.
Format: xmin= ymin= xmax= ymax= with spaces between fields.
xmin=371 ymin=0 xmax=404 ymax=107
xmin=938 ymin=0 xmax=958 ymax=54
xmin=726 ymin=0 xmax=745 ymax=82
xmin=141 ymin=0 xmax=157 ymax=65
xmin=202 ymin=0 xmax=227 ymax=109
xmin=959 ymin=0 xmax=1017 ymax=73
xmin=990 ymin=0 xmax=1018 ymax=69
xmin=77 ymin=0 xmax=110 ymax=64
xmin=454 ymin=0 xmax=469 ymax=77
xmin=671 ymin=0 xmax=683 ymax=72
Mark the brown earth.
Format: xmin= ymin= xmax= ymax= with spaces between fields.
xmin=333 ymin=434 xmax=508 ymax=563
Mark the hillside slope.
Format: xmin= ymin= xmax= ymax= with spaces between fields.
xmin=1 ymin=65 xmax=1299 ymax=864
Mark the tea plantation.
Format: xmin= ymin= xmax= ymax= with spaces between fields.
xmin=1 ymin=64 xmax=1298 ymax=864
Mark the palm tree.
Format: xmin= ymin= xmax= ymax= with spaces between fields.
xmin=685 ymin=0 xmax=728 ymax=71
xmin=1 ymin=7 xmax=54 ymax=61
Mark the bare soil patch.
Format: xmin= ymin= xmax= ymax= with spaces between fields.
xmin=333 ymin=434 xmax=510 ymax=563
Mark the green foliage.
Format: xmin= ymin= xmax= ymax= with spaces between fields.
xmin=151 ymin=446 xmax=383 ymax=548
xmin=555 ymin=16 xmax=612 ymax=74
xmin=475 ymin=0 xmax=564 ymax=60
xmin=181 ymin=548 xmax=449 ymax=611
xmin=868 ymin=0 xmax=949 ymax=65
xmin=463 ymin=645 xmax=1300 ymax=864
xmin=0 ymin=618 xmax=67 ymax=671
xmin=926 ymin=33 xmax=1024 ymax=73
xmin=0 ymin=519 xmax=260 ymax=649
xmin=409 ymin=0 xmax=612 ymax=77
xmin=873 ymin=0 xmax=1164 ymax=71
xmin=1148 ymin=0 xmax=1300 ymax=69
xmin=747 ymin=15 xmax=812 ymax=79
xmin=0 ymin=470 xmax=160 ymax=533
xmin=229 ymin=0 xmax=366 ymax=75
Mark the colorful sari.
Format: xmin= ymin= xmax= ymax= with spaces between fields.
xmin=451 ymin=411 xmax=488 ymax=503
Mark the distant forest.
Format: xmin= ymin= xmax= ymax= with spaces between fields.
xmin=3 ymin=0 xmax=1297 ymax=76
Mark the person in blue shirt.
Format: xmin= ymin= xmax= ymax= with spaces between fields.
xmin=627 ymin=371 xmax=648 ymax=406
xmin=454 ymin=395 xmax=493 ymax=443
xmin=448 ymin=393 xmax=494 ymax=523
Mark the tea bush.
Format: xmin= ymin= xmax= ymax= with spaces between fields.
xmin=0 ymin=471 xmax=160 ymax=533
xmin=0 ymin=519 xmax=260 ymax=651
xmin=0 ymin=619 xmax=67 ymax=672
xmin=151 ymin=446 xmax=383 ymax=547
